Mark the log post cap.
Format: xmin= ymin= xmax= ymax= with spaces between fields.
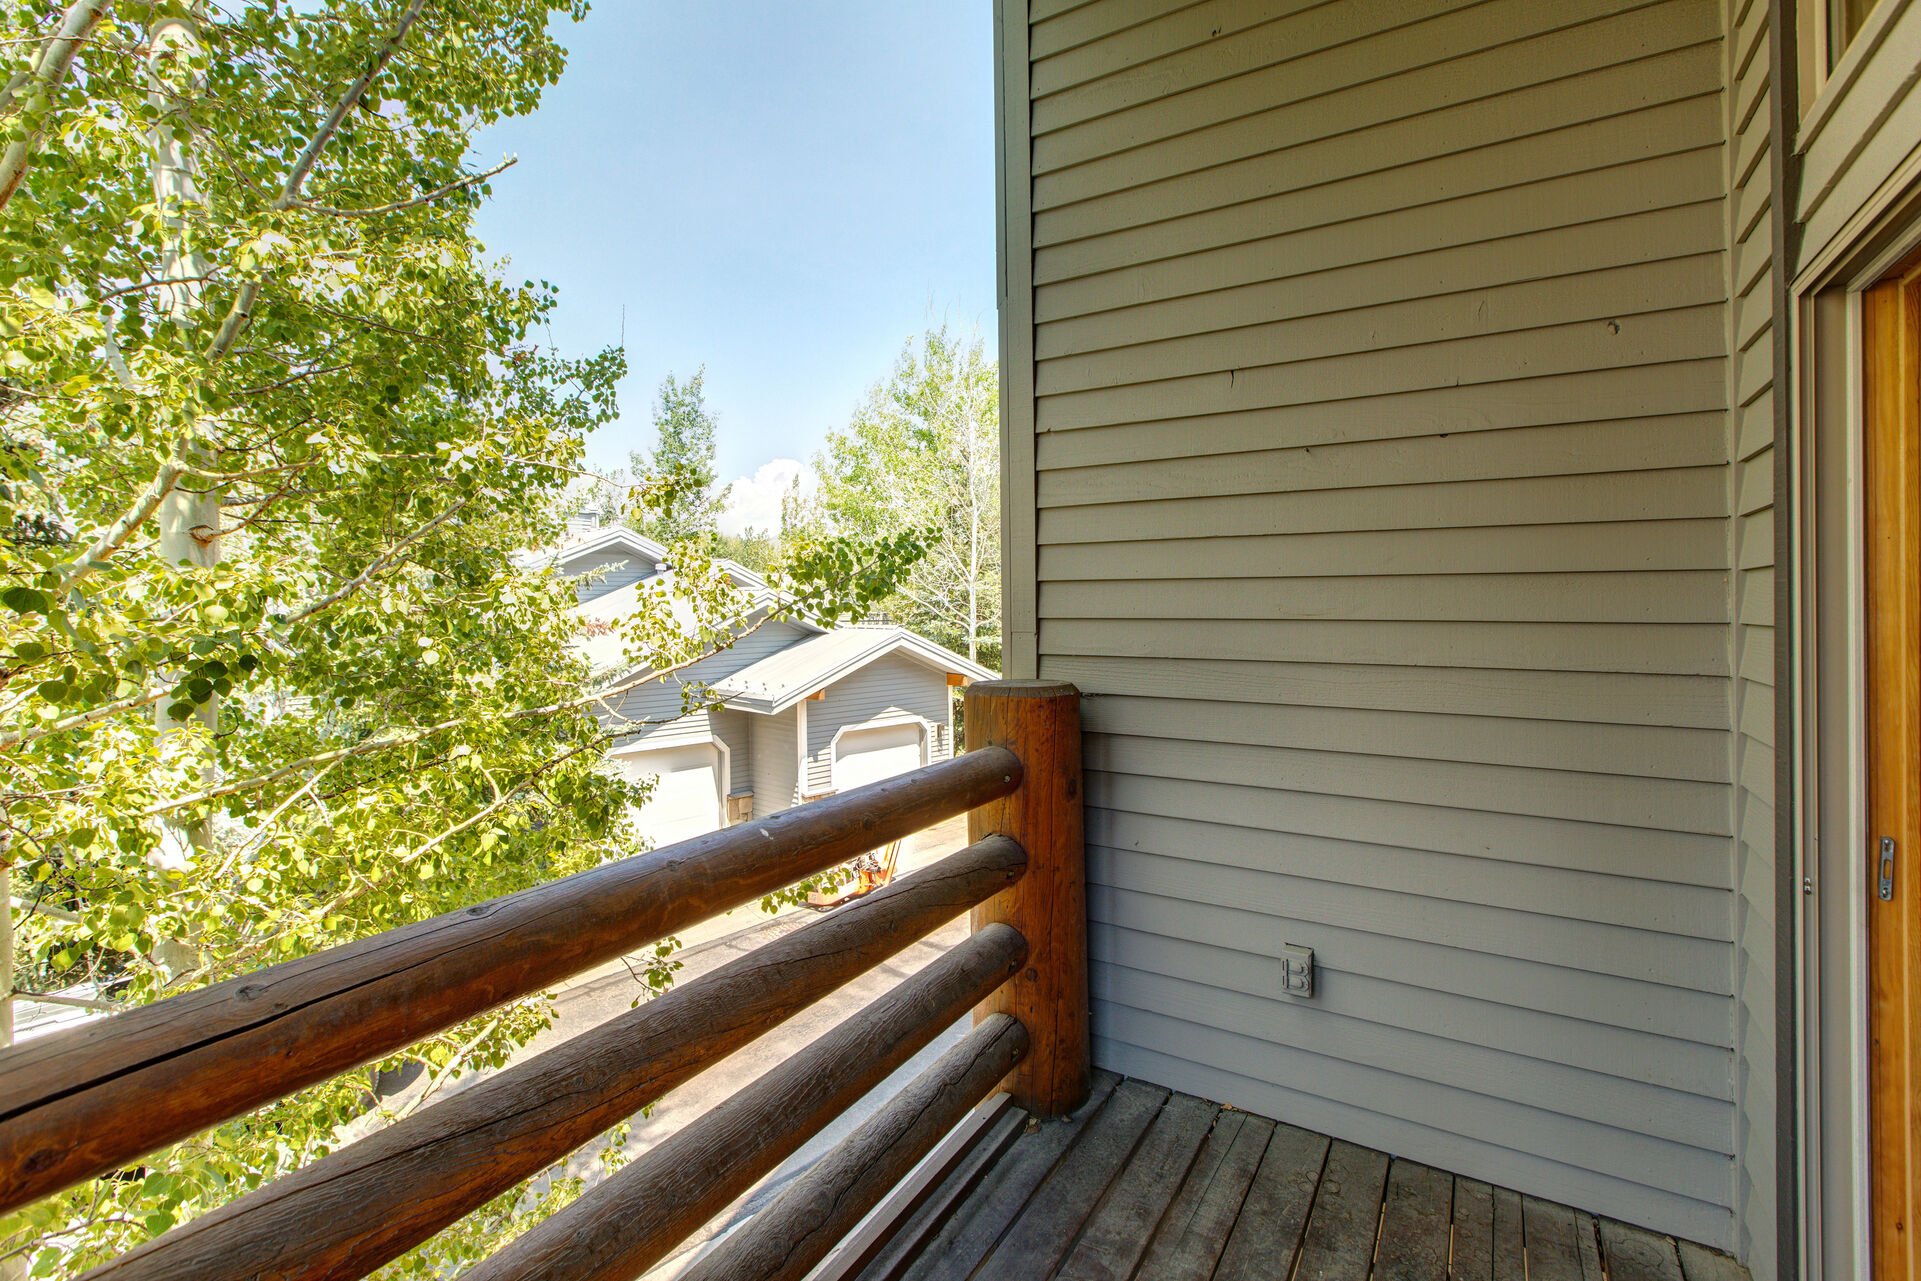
xmin=966 ymin=679 xmax=1080 ymax=700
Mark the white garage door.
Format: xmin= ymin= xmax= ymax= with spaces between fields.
xmin=834 ymin=722 xmax=925 ymax=793
xmin=616 ymin=743 xmax=723 ymax=846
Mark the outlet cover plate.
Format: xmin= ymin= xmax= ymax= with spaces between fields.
xmin=1281 ymin=943 xmax=1314 ymax=998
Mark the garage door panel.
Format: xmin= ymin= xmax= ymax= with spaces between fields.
xmin=835 ymin=722 xmax=926 ymax=792
xmin=616 ymin=743 xmax=722 ymax=846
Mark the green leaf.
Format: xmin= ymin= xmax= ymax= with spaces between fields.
xmin=3 ymin=585 xmax=50 ymax=614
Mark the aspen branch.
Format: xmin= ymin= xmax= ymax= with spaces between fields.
xmin=134 ymin=633 xmax=736 ymax=819
xmin=205 ymin=0 xmax=430 ymax=361
xmin=283 ymin=498 xmax=469 ymax=624
xmin=299 ymin=155 xmax=516 ymax=217
xmin=47 ymin=0 xmax=431 ymax=592
xmin=0 ymin=0 xmax=110 ymax=211
xmin=3 ymin=503 xmax=469 ymax=753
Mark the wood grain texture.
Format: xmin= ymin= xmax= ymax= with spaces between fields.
xmin=1053 ymin=1090 xmax=1216 ymax=1279
xmin=1491 ymin=1185 xmax=1527 ymax=1280
xmin=1599 ymin=1217 xmax=1685 ymax=1281
xmin=1376 ymin=1160 xmax=1453 ymax=1280
xmin=970 ymin=1079 xmax=1167 ymax=1276
xmin=1865 ymin=254 xmax=1921 ymax=1281
xmin=817 ymin=1099 xmax=1024 ymax=1281
xmin=1676 ymin=1238 xmax=1753 ymax=1281
xmin=1 ymin=748 xmax=1020 ymax=1215
xmin=967 ymin=680 xmax=1089 ymax=1115
xmin=1213 ymin=1120 xmax=1329 ymax=1280
xmin=463 ymin=923 xmax=1029 ymax=1281
xmin=894 ymin=1072 xmax=1122 ymax=1281
xmin=1449 ymin=1178 xmax=1495 ymax=1280
xmin=1294 ymin=1138 xmax=1388 ymax=1281
xmin=1131 ymin=1109 xmax=1271 ymax=1280
xmin=1523 ymin=1195 xmax=1600 ymax=1281
xmin=81 ymin=838 xmax=1028 ymax=1281
xmin=676 ymin=1015 xmax=1031 ymax=1281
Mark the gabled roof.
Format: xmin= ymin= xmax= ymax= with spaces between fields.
xmin=526 ymin=525 xmax=771 ymax=593
xmin=712 ymin=626 xmax=995 ymax=714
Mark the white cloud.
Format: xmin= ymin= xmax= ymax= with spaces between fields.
xmin=719 ymin=458 xmax=817 ymax=538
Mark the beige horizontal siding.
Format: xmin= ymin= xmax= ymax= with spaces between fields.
xmin=1084 ymin=768 xmax=1732 ymax=889
xmin=1010 ymin=0 xmax=1741 ymax=1247
xmin=1726 ymin=0 xmax=1776 ymax=1268
xmin=1035 ymin=361 xmax=1729 ymax=467
xmin=1044 ymin=654 xmax=1731 ymax=729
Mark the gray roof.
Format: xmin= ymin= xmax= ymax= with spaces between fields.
xmin=713 ymin=626 xmax=995 ymax=713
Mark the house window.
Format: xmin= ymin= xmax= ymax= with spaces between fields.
xmin=1827 ymin=0 xmax=1877 ymax=68
xmin=1800 ymin=0 xmax=1884 ymax=110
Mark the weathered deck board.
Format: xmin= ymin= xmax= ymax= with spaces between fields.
xmin=1492 ymin=1185 xmax=1528 ymax=1281
xmin=1448 ymin=1178 xmax=1495 ymax=1281
xmin=1054 ymin=1091 xmax=1216 ymax=1280
xmin=970 ymin=1080 xmax=1169 ymax=1277
xmin=1601 ymin=1218 xmax=1687 ymax=1281
xmin=853 ymin=1074 xmax=1750 ymax=1281
xmin=1677 ymin=1239 xmax=1753 ymax=1281
xmin=885 ymin=1071 xmax=1120 ymax=1281
xmin=1129 ymin=1110 xmax=1270 ymax=1280
xmin=1375 ymin=1160 xmax=1452 ymax=1280
xmin=1294 ymin=1140 xmax=1391 ymax=1281
xmin=1212 ymin=1120 xmax=1328 ymax=1280
xmin=1523 ymin=1195 xmax=1597 ymax=1281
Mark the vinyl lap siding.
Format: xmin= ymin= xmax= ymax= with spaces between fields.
xmin=712 ymin=709 xmax=753 ymax=796
xmin=595 ymin=622 xmax=812 ymax=751
xmin=1017 ymin=0 xmax=1736 ymax=1246
xmin=567 ymin=549 xmax=656 ymax=603
xmin=750 ymin=708 xmax=799 ymax=818
xmin=802 ymin=652 xmax=954 ymax=795
xmin=1725 ymin=0 xmax=1778 ymax=1273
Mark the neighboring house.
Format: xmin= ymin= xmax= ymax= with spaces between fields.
xmin=544 ymin=523 xmax=994 ymax=846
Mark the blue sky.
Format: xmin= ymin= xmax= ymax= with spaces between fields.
xmin=474 ymin=3 xmax=998 ymax=532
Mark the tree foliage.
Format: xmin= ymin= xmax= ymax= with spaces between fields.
xmin=803 ymin=327 xmax=1000 ymax=667
xmin=632 ymin=367 xmax=728 ymax=547
xmin=0 ymin=2 xmax=915 ymax=1274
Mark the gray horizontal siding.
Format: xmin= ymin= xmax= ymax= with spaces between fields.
xmin=1013 ymin=0 xmax=1739 ymax=1248
xmin=596 ymin=621 xmax=811 ymax=750
xmin=712 ymin=708 xmax=753 ymax=796
xmin=803 ymin=651 xmax=954 ymax=794
xmin=566 ymin=548 xmax=656 ymax=603
xmin=750 ymin=707 xmax=799 ymax=819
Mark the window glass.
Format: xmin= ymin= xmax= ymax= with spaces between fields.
xmin=1829 ymin=0 xmax=1879 ymax=70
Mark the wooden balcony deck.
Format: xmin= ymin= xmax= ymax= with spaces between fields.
xmin=841 ymin=1072 xmax=1749 ymax=1281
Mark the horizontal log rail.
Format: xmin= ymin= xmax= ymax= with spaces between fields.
xmin=77 ymin=837 xmax=1029 ymax=1281
xmin=464 ymin=924 xmax=1030 ymax=1281
xmin=677 ymin=1013 xmax=1031 ymax=1281
xmin=13 ymin=680 xmax=1085 ymax=1281
xmin=0 ymin=746 xmax=1021 ymax=1214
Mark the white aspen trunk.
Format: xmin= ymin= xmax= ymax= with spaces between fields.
xmin=966 ymin=403 xmax=980 ymax=663
xmin=1 ymin=864 xmax=14 ymax=1051
xmin=147 ymin=13 xmax=217 ymax=954
xmin=1 ymin=859 xmax=18 ymax=1281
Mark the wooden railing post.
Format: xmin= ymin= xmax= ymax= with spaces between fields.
xmin=965 ymin=679 xmax=1087 ymax=1116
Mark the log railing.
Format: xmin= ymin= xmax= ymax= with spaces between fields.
xmin=0 ymin=679 xmax=1085 ymax=1281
